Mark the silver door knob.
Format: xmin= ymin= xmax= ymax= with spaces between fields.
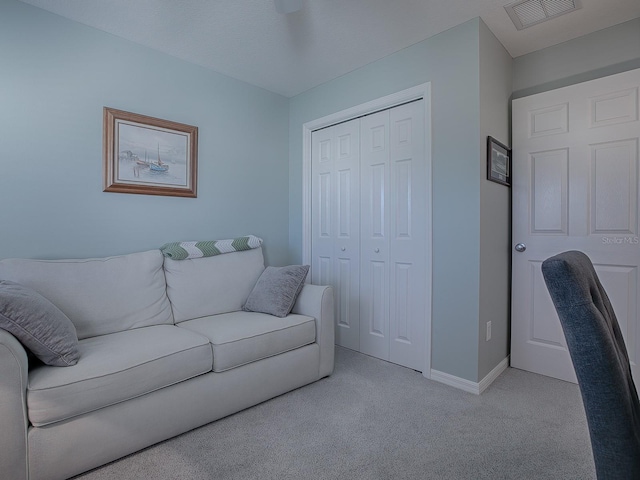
xmin=515 ymin=243 xmax=526 ymax=252
xmin=374 ymin=248 xmax=380 ymax=253
xmin=341 ymin=246 xmax=346 ymax=251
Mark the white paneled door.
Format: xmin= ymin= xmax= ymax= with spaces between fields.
xmin=310 ymin=120 xmax=361 ymax=351
xmin=511 ymin=69 xmax=640 ymax=385
xmin=311 ymin=100 xmax=427 ymax=371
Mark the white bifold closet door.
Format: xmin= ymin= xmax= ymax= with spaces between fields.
xmin=311 ymin=100 xmax=426 ymax=371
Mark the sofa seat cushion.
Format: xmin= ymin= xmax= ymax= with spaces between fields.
xmin=27 ymin=325 xmax=213 ymax=427
xmin=177 ymin=312 xmax=316 ymax=372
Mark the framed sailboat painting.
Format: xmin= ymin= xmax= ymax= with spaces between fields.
xmin=103 ymin=107 xmax=198 ymax=197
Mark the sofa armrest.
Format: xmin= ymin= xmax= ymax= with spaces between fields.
xmin=292 ymin=284 xmax=334 ymax=378
xmin=0 ymin=329 xmax=29 ymax=480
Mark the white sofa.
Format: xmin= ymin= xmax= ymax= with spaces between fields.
xmin=0 ymin=247 xmax=334 ymax=480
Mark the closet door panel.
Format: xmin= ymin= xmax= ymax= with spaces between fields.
xmin=312 ymin=120 xmax=361 ymax=351
xmin=360 ymin=110 xmax=390 ymax=360
xmin=389 ymin=101 xmax=427 ymax=371
xmin=311 ymin=126 xmax=335 ymax=288
xmin=333 ymin=120 xmax=361 ymax=350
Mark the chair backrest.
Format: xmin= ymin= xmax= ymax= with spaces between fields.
xmin=542 ymin=250 xmax=640 ymax=479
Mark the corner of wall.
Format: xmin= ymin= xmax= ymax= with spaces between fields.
xmin=478 ymin=18 xmax=514 ymax=382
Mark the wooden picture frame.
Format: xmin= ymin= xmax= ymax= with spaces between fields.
xmin=487 ymin=136 xmax=511 ymax=187
xmin=103 ymin=107 xmax=198 ymax=197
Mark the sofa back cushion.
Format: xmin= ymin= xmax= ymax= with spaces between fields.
xmin=0 ymin=250 xmax=173 ymax=339
xmin=164 ymin=247 xmax=265 ymax=322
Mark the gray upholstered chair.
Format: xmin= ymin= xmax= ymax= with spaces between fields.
xmin=541 ymin=251 xmax=640 ymax=480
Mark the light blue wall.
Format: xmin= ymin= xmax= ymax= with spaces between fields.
xmin=8 ymin=0 xmax=635 ymax=383
xmin=513 ymin=18 xmax=640 ymax=98
xmin=0 ymin=0 xmax=290 ymax=265
xmin=289 ymin=20 xmax=483 ymax=381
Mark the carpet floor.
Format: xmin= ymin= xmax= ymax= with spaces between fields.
xmin=75 ymin=346 xmax=594 ymax=480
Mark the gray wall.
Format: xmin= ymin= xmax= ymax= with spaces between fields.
xmin=289 ymin=19 xmax=486 ymax=382
xmin=478 ymin=21 xmax=513 ymax=381
xmin=0 ymin=0 xmax=291 ymax=265
xmin=513 ymin=18 xmax=640 ymax=99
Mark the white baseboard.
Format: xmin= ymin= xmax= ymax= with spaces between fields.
xmin=430 ymin=356 xmax=510 ymax=395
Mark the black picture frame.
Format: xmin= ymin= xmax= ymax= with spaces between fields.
xmin=487 ymin=136 xmax=511 ymax=187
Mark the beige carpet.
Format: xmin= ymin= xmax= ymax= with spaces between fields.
xmin=75 ymin=346 xmax=594 ymax=480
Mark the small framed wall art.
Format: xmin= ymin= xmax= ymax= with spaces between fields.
xmin=103 ymin=107 xmax=198 ymax=197
xmin=487 ymin=136 xmax=511 ymax=187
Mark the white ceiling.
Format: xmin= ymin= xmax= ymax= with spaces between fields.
xmin=18 ymin=0 xmax=640 ymax=97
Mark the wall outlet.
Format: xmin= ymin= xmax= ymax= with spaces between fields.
xmin=486 ymin=321 xmax=492 ymax=341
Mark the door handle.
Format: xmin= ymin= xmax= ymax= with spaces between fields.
xmin=515 ymin=243 xmax=526 ymax=252
xmin=374 ymin=248 xmax=380 ymax=253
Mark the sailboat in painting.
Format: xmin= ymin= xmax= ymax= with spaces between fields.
xmin=136 ymin=150 xmax=150 ymax=168
xmin=149 ymin=144 xmax=169 ymax=172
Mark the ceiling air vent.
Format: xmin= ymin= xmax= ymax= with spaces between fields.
xmin=505 ymin=0 xmax=582 ymax=30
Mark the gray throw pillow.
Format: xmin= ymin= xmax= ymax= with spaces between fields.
xmin=243 ymin=265 xmax=310 ymax=318
xmin=0 ymin=280 xmax=80 ymax=366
